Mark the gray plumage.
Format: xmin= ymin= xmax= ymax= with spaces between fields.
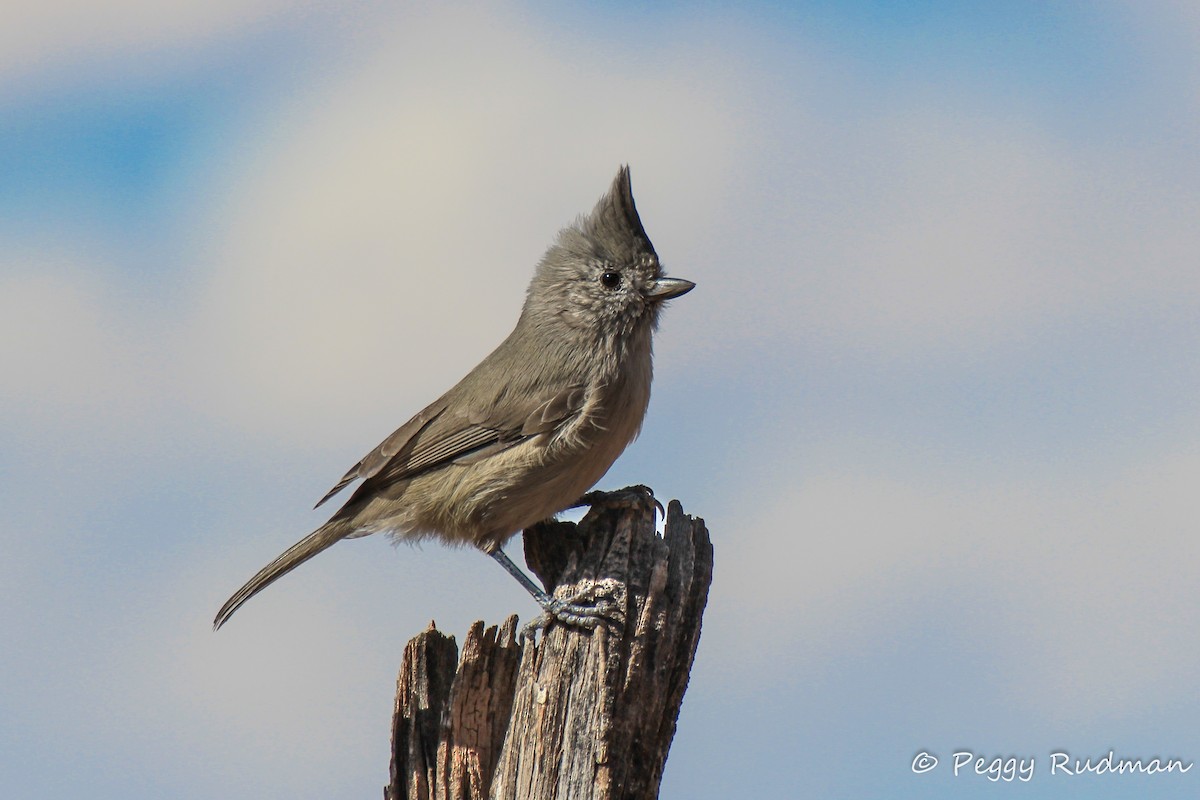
xmin=214 ymin=166 xmax=693 ymax=629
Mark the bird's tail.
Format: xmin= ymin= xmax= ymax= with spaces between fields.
xmin=213 ymin=518 xmax=353 ymax=630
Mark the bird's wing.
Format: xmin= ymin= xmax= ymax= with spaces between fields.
xmin=314 ymin=384 xmax=588 ymax=509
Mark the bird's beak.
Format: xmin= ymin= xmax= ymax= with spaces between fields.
xmin=646 ymin=277 xmax=696 ymax=302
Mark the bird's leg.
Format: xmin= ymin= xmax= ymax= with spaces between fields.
xmin=486 ymin=547 xmax=619 ymax=638
xmin=570 ymin=483 xmax=664 ymax=519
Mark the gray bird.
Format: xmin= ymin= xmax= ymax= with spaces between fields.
xmin=214 ymin=166 xmax=693 ymax=630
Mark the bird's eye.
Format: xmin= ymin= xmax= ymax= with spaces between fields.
xmin=600 ymin=270 xmax=622 ymax=289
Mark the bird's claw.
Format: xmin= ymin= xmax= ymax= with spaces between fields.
xmin=519 ymin=582 xmax=624 ymax=641
xmin=572 ymin=484 xmax=664 ymax=519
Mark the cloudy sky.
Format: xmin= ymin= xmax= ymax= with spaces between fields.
xmin=3 ymin=1 xmax=1199 ymax=797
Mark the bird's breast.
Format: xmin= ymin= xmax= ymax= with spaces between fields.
xmin=395 ymin=340 xmax=655 ymax=548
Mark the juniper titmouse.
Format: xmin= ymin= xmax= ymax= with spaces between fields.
xmin=214 ymin=166 xmax=693 ymax=630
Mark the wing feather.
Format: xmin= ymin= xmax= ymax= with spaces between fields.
xmin=313 ymin=403 xmax=446 ymax=508
xmin=314 ymin=384 xmax=588 ymax=509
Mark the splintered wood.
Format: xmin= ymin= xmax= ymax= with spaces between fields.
xmin=385 ymin=495 xmax=712 ymax=800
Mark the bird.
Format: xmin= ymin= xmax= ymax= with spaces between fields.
xmin=214 ymin=166 xmax=694 ymax=631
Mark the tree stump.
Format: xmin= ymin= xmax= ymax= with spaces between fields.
xmin=385 ymin=493 xmax=713 ymax=800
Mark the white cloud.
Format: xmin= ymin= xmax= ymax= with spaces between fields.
xmin=695 ymin=89 xmax=1200 ymax=358
xmin=713 ymin=428 xmax=1200 ymax=722
xmin=0 ymin=256 xmax=167 ymax=431
xmin=0 ymin=0 xmax=326 ymax=88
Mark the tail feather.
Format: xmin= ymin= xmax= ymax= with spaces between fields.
xmin=214 ymin=519 xmax=352 ymax=630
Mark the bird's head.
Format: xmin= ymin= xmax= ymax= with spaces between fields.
xmin=527 ymin=166 xmax=694 ymax=340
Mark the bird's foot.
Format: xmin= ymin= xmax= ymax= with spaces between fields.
xmin=571 ymin=484 xmax=664 ymax=519
xmin=520 ymin=578 xmax=625 ymax=641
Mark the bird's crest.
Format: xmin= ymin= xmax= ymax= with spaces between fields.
xmin=579 ymin=166 xmax=657 ymax=264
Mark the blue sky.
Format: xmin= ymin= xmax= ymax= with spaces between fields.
xmin=3 ymin=2 xmax=1199 ymax=798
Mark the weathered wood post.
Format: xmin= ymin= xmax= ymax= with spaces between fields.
xmin=385 ymin=492 xmax=712 ymax=800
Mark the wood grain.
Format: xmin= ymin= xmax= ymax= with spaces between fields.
xmin=386 ymin=493 xmax=712 ymax=800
